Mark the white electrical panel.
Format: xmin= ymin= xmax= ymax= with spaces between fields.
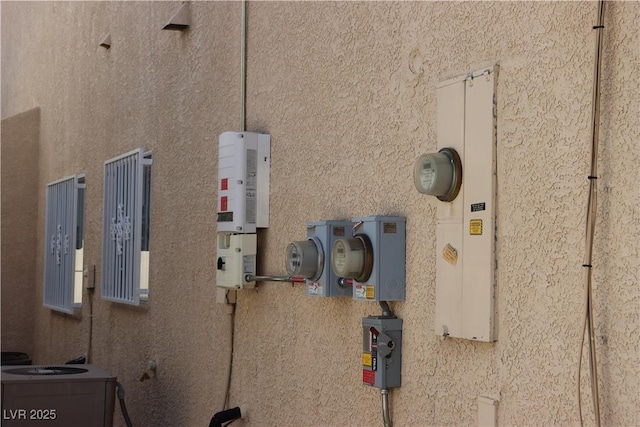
xmin=433 ymin=65 xmax=498 ymax=342
xmin=216 ymin=131 xmax=270 ymax=292
xmin=217 ymin=131 xmax=271 ymax=234
xmin=216 ymin=233 xmax=257 ymax=289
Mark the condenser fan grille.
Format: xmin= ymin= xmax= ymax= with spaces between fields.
xmin=4 ymin=366 xmax=88 ymax=376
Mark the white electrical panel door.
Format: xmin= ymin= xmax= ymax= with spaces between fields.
xmin=434 ymin=77 xmax=466 ymax=338
xmin=217 ymin=131 xmax=270 ymax=234
xmin=434 ymin=66 xmax=497 ymax=342
xmin=461 ymin=71 xmax=497 ymax=341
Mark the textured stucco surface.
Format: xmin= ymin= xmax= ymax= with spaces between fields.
xmin=1 ymin=2 xmax=638 ymax=427
xmin=1 ymin=108 xmax=40 ymax=359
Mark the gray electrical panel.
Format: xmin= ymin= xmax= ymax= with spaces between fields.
xmin=351 ymin=216 xmax=406 ymax=302
xmin=287 ymin=220 xmax=354 ymax=298
xmin=362 ymin=316 xmax=402 ymax=389
xmin=305 ymin=220 xmax=353 ymax=297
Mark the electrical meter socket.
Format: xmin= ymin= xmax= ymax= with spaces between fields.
xmin=216 ymin=233 xmax=257 ymax=289
xmin=286 ymin=220 xmax=353 ymax=297
xmin=413 ymin=148 xmax=462 ymax=202
xmin=331 ymin=216 xmax=406 ymax=302
xmin=286 ymin=238 xmax=323 ymax=281
xmin=362 ymin=316 xmax=403 ymax=389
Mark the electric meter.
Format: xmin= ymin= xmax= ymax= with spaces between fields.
xmin=285 ymin=238 xmax=323 ymax=281
xmin=331 ymin=236 xmax=373 ymax=283
xmin=291 ymin=220 xmax=353 ymax=298
xmin=413 ymin=148 xmax=462 ymax=202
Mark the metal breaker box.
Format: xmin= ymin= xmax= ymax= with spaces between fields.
xmin=352 ymin=216 xmax=406 ymax=302
xmin=362 ymin=316 xmax=403 ymax=389
xmin=306 ymin=220 xmax=353 ymax=298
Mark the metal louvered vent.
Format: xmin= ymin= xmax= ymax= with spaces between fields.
xmin=102 ymin=148 xmax=152 ymax=305
xmin=44 ymin=175 xmax=85 ymax=313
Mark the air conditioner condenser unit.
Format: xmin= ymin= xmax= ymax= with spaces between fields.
xmin=1 ymin=365 xmax=116 ymax=427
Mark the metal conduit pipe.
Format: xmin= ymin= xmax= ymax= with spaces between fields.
xmin=379 ymin=301 xmax=393 ymax=317
xmin=240 ymin=0 xmax=247 ymax=131
xmin=245 ymin=274 xmax=305 ymax=283
xmin=381 ymin=389 xmax=392 ymax=427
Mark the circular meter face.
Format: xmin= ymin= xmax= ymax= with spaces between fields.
xmin=331 ymin=236 xmax=373 ymax=282
xmin=413 ymin=148 xmax=462 ymax=201
xmin=285 ymin=239 xmax=322 ymax=280
xmin=332 ymin=240 xmax=348 ymax=275
xmin=419 ymin=160 xmax=436 ymax=190
xmin=286 ymin=243 xmax=302 ymax=275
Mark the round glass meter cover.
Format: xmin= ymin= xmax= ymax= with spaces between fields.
xmin=286 ymin=243 xmax=302 ymax=275
xmin=419 ymin=158 xmax=436 ymax=191
xmin=333 ymin=240 xmax=347 ymax=275
xmin=413 ymin=151 xmax=456 ymax=198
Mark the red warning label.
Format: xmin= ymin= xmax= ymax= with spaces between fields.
xmin=221 ymin=196 xmax=228 ymax=211
xmin=221 ymin=178 xmax=228 ymax=191
xmin=362 ymin=369 xmax=375 ymax=385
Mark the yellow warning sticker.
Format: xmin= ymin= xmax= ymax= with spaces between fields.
xmin=469 ymin=219 xmax=483 ymax=235
xmin=366 ymin=285 xmax=375 ymax=299
xmin=362 ymin=352 xmax=372 ymax=367
xmin=442 ymin=244 xmax=458 ymax=265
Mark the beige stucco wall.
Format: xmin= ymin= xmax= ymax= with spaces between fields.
xmin=1 ymin=108 xmax=40 ymax=359
xmin=1 ymin=2 xmax=638 ymax=426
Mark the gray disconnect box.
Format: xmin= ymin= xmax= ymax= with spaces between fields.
xmin=306 ymin=220 xmax=353 ymax=297
xmin=352 ymin=216 xmax=406 ymax=302
xmin=362 ymin=316 xmax=403 ymax=389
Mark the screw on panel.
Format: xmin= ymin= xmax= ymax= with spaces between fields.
xmin=466 ymin=73 xmax=474 ymax=87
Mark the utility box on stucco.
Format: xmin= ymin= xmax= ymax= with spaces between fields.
xmin=216 ymin=131 xmax=270 ymax=290
xmin=286 ymin=220 xmax=354 ymax=298
xmin=331 ymin=216 xmax=406 ymax=302
xmin=432 ymin=65 xmax=498 ymax=342
xmin=217 ymin=131 xmax=270 ymax=234
xmin=362 ymin=316 xmax=403 ymax=389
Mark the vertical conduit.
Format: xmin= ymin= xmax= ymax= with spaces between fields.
xmin=240 ymin=0 xmax=247 ymax=132
xmin=578 ymin=1 xmax=605 ymax=426
xmin=220 ymin=0 xmax=247 ymax=413
xmin=381 ymin=389 xmax=391 ymax=427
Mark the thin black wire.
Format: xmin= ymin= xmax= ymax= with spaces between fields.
xmin=87 ymin=287 xmax=94 ymax=363
xmin=223 ymin=292 xmax=236 ymax=411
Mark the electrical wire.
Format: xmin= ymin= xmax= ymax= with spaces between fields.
xmin=577 ymin=1 xmax=605 ymax=426
xmin=86 ymin=287 xmax=94 ymax=364
xmin=223 ymin=291 xmax=236 ymax=411
xmin=116 ymin=382 xmax=134 ymax=427
xmin=379 ymin=301 xmax=393 ymax=317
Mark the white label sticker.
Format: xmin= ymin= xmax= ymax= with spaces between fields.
xmin=307 ymin=282 xmax=323 ymax=295
xmin=243 ymin=255 xmax=255 ymax=275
